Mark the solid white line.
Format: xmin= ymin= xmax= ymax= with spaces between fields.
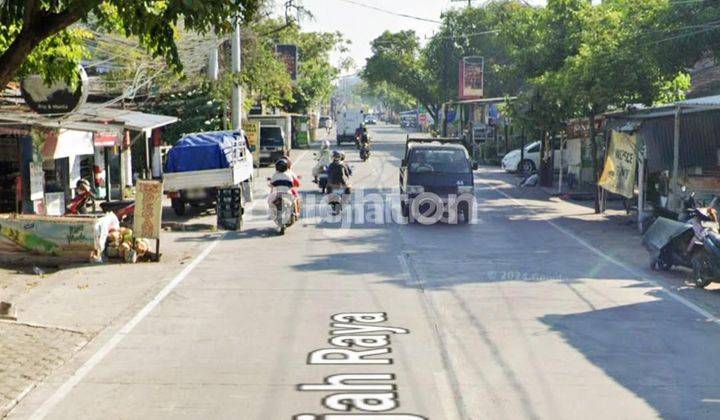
xmin=484 ymin=179 xmax=720 ymax=323
xmin=27 ymin=234 xmax=226 ymax=420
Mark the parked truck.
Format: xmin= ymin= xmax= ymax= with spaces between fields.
xmin=163 ymin=131 xmax=253 ymax=231
xmin=335 ymin=108 xmax=365 ymax=146
xmin=248 ymin=115 xmax=292 ymax=166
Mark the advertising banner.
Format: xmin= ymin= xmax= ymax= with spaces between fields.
xmin=0 ymin=214 xmax=112 ymax=259
xmin=243 ymin=121 xmax=261 ymax=165
xmin=275 ymin=44 xmax=299 ymax=81
xmin=459 ymin=56 xmax=484 ymax=100
xmin=29 ymin=163 xmax=44 ymax=201
xmin=599 ymin=131 xmax=638 ymax=199
xmin=133 ymin=180 xmax=163 ymax=239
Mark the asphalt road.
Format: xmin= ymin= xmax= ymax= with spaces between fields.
xmin=10 ymin=126 xmax=720 ymax=420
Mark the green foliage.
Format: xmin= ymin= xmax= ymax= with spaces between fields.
xmin=258 ymin=19 xmax=349 ymax=113
xmin=0 ymin=0 xmax=260 ymax=88
xmin=141 ymin=85 xmax=224 ymax=143
xmin=355 ymin=80 xmax=415 ymax=113
xmin=363 ymin=30 xmax=440 ymax=118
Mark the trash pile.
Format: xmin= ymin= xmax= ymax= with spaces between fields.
xmin=105 ymin=227 xmax=153 ymax=263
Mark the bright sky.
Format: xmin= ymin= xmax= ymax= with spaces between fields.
xmin=289 ymin=0 xmax=548 ymax=74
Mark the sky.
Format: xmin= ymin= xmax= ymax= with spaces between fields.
xmin=282 ymin=0 xmax=548 ymax=75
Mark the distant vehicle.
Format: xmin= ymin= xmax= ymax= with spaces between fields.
xmin=364 ymin=114 xmax=377 ymax=125
xmin=399 ymin=137 xmax=474 ymax=224
xmin=501 ymin=140 xmax=567 ymax=173
xmin=260 ymin=125 xmax=289 ymax=165
xmin=248 ymin=115 xmax=293 ymax=165
xmin=336 ymin=108 xmax=365 ymax=146
xmin=319 ymin=116 xmax=333 ymax=129
xmin=163 ymin=131 xmax=253 ymax=230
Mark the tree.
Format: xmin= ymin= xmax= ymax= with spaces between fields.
xmin=251 ymin=18 xmax=349 ymax=114
xmin=0 ymin=0 xmax=261 ymax=89
xmin=355 ymin=80 xmax=415 ymax=115
xmin=424 ymin=1 xmax=527 ymax=100
xmin=363 ymin=30 xmax=441 ymax=121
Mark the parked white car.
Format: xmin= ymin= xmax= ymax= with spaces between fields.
xmin=501 ymin=141 xmax=567 ymax=173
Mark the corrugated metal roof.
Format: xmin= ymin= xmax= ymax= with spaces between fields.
xmin=78 ymin=105 xmax=178 ymax=131
xmin=677 ymin=95 xmax=720 ymax=108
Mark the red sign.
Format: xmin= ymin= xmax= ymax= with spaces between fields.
xmin=93 ymin=131 xmax=119 ymax=147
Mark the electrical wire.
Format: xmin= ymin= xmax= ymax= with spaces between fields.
xmin=336 ymin=0 xmax=442 ymax=24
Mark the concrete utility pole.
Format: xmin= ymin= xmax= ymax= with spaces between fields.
xmin=208 ymin=47 xmax=219 ymax=81
xmin=231 ymin=17 xmax=242 ymax=131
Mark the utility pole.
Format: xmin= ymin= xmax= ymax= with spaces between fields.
xmin=231 ymin=17 xmax=242 ymax=131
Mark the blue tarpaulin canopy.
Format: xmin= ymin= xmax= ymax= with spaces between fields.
xmin=165 ymin=131 xmax=241 ymax=173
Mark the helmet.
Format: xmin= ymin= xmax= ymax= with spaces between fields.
xmin=321 ymin=140 xmax=330 ymax=150
xmin=275 ymin=159 xmax=289 ymax=172
xmin=76 ymin=179 xmax=91 ymax=192
xmin=332 ymin=151 xmax=342 ymax=161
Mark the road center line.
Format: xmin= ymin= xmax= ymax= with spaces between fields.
xmin=28 ymin=233 xmax=226 ymax=420
xmin=482 ymin=176 xmax=720 ymax=323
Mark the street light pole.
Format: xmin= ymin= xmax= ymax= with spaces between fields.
xmin=231 ymin=17 xmax=242 ymax=131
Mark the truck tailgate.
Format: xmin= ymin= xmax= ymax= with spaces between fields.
xmin=163 ymin=168 xmax=235 ymax=192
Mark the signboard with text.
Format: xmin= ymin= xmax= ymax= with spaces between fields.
xmin=20 ymin=67 xmax=88 ymax=116
xmin=599 ymin=131 xmax=638 ymax=199
xmin=243 ymin=121 xmax=261 ymax=165
xmin=459 ymin=56 xmax=484 ymax=100
xmin=133 ymin=180 xmax=163 ymax=239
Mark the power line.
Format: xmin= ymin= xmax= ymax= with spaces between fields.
xmin=336 ymin=0 xmax=442 ymax=24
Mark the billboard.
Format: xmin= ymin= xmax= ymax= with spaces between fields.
xmin=459 ymin=57 xmax=484 ymax=100
xmin=276 ymin=44 xmax=299 ymax=81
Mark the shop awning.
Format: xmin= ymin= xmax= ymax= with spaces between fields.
xmin=78 ymin=106 xmax=178 ymax=131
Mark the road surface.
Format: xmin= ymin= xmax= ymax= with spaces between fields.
xmin=10 ymin=125 xmax=720 ymax=420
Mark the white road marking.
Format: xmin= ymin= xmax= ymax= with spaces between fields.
xmin=28 ymin=234 xmax=226 ymax=420
xmin=483 ymin=179 xmax=720 ymax=323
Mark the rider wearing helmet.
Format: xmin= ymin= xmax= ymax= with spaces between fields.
xmin=327 ymin=151 xmax=352 ymax=194
xmin=312 ymin=140 xmax=333 ymax=182
xmin=269 ymin=158 xmax=301 ymax=214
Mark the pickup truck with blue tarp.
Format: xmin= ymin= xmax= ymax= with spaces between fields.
xmin=163 ymin=131 xmax=253 ymax=230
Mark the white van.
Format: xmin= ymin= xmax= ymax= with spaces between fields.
xmin=336 ymin=108 xmax=364 ymax=145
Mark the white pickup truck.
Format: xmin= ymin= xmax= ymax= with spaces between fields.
xmin=163 ymin=131 xmax=253 ymax=230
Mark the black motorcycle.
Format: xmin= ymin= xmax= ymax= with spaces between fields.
xmin=359 ymin=143 xmax=370 ymax=161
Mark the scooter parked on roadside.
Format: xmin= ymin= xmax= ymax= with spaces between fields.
xmin=66 ymin=179 xmax=96 ymax=215
xmin=644 ymin=195 xmax=720 ymax=288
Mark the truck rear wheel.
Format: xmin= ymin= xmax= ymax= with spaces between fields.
xmin=171 ymin=198 xmax=186 ymax=216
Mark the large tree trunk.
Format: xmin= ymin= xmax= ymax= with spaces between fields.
xmin=0 ymin=5 xmax=92 ymax=90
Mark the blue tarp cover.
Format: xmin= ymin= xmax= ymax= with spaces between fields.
xmin=165 ymin=132 xmax=239 ymax=173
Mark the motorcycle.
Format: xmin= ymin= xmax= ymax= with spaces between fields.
xmin=644 ymin=196 xmax=720 ymax=288
xmin=316 ymin=166 xmax=329 ymax=194
xmin=359 ymin=143 xmax=370 ymax=161
xmin=100 ymin=200 xmax=136 ymax=227
xmin=267 ymin=178 xmax=299 ymax=235
xmin=66 ymin=179 xmax=96 ymax=215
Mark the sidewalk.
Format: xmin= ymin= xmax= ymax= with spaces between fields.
xmin=0 ymin=157 xmax=284 ymax=418
xmin=481 ymin=167 xmax=720 ymax=316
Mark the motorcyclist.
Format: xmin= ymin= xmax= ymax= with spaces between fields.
xmin=268 ymin=158 xmax=301 ymax=215
xmin=327 ymin=151 xmax=352 ymax=195
xmin=312 ymin=140 xmax=332 ymax=182
xmin=354 ymin=124 xmax=365 ymax=149
xmin=359 ymin=128 xmax=370 ymax=159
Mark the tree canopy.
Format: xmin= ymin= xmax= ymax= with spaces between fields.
xmin=0 ymin=0 xmax=261 ymax=89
